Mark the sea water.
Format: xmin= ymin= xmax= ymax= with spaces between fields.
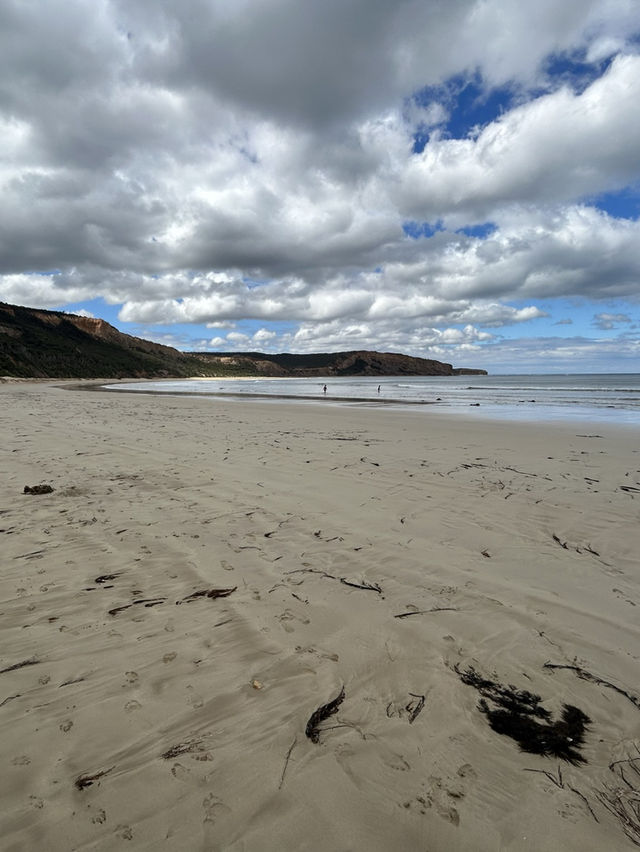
xmin=106 ymin=374 xmax=640 ymax=426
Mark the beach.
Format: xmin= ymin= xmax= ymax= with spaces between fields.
xmin=1 ymin=380 xmax=639 ymax=851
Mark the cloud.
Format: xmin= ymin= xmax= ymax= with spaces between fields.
xmin=593 ymin=311 xmax=632 ymax=329
xmin=3 ymin=205 xmax=638 ymax=330
xmin=399 ymin=55 xmax=640 ymax=222
xmin=460 ymin=332 xmax=640 ymax=372
xmin=0 ymin=0 xmax=639 ymax=366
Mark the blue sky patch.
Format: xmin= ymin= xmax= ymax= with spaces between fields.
xmin=402 ymin=220 xmax=444 ymax=239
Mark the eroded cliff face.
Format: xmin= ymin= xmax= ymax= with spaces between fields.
xmin=0 ymin=302 xmax=192 ymax=378
xmin=0 ymin=301 xmax=487 ymax=378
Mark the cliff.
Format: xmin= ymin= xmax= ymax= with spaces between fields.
xmin=191 ymin=350 xmax=487 ymax=377
xmin=0 ymin=302 xmax=487 ymax=379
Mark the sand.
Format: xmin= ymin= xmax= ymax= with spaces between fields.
xmin=1 ymin=380 xmax=639 ymax=851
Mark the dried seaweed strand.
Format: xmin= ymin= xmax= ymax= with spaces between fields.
xmin=75 ymin=766 xmax=115 ymax=790
xmin=596 ymin=786 xmax=640 ymax=846
xmin=161 ymin=740 xmax=203 ymax=760
xmin=544 ymin=662 xmax=640 ymax=710
xmin=176 ymin=587 xmax=236 ymax=605
xmin=340 ymin=579 xmax=382 ymax=594
xmin=0 ymin=657 xmax=39 ymax=674
xmin=407 ymin=693 xmax=425 ymax=723
xmin=568 ymin=785 xmax=599 ymax=823
xmin=523 ymin=766 xmax=563 ymax=788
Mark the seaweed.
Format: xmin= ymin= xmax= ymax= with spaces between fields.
xmin=75 ymin=766 xmax=115 ymax=790
xmin=544 ymin=661 xmax=640 ymax=711
xmin=23 ymin=484 xmax=54 ymax=495
xmin=407 ymin=693 xmax=425 ymax=723
xmin=161 ymin=740 xmax=205 ymax=760
xmin=108 ymin=597 xmax=166 ymax=615
xmin=456 ymin=665 xmax=590 ymax=764
xmin=339 ymin=579 xmax=382 ymax=594
xmin=305 ymin=686 xmax=346 ymax=744
xmin=597 ymin=747 xmax=640 ymax=846
xmin=176 ymin=587 xmax=237 ymax=605
xmin=1 ymin=657 xmax=40 ymax=674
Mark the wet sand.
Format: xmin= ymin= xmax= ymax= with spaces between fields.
xmin=1 ymin=380 xmax=639 ymax=850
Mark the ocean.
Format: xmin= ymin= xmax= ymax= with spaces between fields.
xmin=106 ymin=373 xmax=640 ymax=426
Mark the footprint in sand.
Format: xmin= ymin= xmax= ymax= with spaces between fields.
xmin=91 ymin=808 xmax=107 ymax=824
xmin=115 ymin=824 xmax=133 ymax=840
xmin=403 ymin=765 xmax=475 ymax=824
xmin=171 ymin=763 xmax=190 ymax=780
xmin=295 ymin=645 xmax=339 ymax=662
xmin=276 ymin=609 xmax=310 ymax=633
xmin=202 ymin=793 xmax=231 ymax=824
xmin=163 ymin=652 xmax=177 ymax=663
xmin=456 ymin=763 xmax=476 ymax=781
xmin=387 ymin=753 xmax=411 ymax=772
xmin=124 ymin=700 xmax=142 ymax=712
xmin=12 ymin=755 xmax=31 ymax=766
xmin=124 ymin=671 xmax=138 ymax=685
xmin=59 ymin=719 xmax=73 ymax=732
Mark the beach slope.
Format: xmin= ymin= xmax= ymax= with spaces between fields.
xmin=1 ymin=382 xmax=639 ymax=850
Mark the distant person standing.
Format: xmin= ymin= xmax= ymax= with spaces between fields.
xmin=323 ymin=384 xmax=327 ymax=394
xmin=377 ymin=385 xmax=381 ymax=394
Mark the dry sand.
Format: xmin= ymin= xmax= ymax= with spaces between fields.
xmin=1 ymin=380 xmax=639 ymax=851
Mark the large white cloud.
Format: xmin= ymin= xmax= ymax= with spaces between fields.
xmin=399 ymin=54 xmax=640 ymax=222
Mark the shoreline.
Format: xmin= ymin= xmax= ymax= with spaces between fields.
xmin=2 ymin=381 xmax=639 ymax=850
xmin=93 ymin=376 xmax=640 ymax=430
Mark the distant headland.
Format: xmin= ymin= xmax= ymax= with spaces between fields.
xmin=0 ymin=301 xmax=487 ymax=379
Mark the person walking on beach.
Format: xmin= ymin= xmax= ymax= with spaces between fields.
xmin=323 ymin=384 xmax=327 ymax=394
xmin=377 ymin=385 xmax=381 ymax=394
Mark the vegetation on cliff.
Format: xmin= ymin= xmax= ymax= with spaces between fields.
xmin=0 ymin=302 xmax=487 ymax=379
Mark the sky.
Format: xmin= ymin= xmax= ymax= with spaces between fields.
xmin=1 ymin=0 xmax=639 ymax=373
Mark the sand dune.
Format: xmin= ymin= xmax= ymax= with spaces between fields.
xmin=1 ymin=381 xmax=639 ymax=850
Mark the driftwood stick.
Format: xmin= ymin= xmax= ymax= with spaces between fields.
xmin=278 ymin=737 xmax=297 ymax=790
xmin=394 ymin=607 xmax=457 ymax=618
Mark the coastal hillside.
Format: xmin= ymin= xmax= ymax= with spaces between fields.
xmin=0 ymin=301 xmax=487 ymax=378
xmin=0 ymin=301 xmax=199 ymax=378
xmin=192 ymin=350 xmax=487 ymax=377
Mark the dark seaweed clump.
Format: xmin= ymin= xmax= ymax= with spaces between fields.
xmin=456 ymin=665 xmax=590 ymax=764
xmin=305 ymin=687 xmax=346 ymax=744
